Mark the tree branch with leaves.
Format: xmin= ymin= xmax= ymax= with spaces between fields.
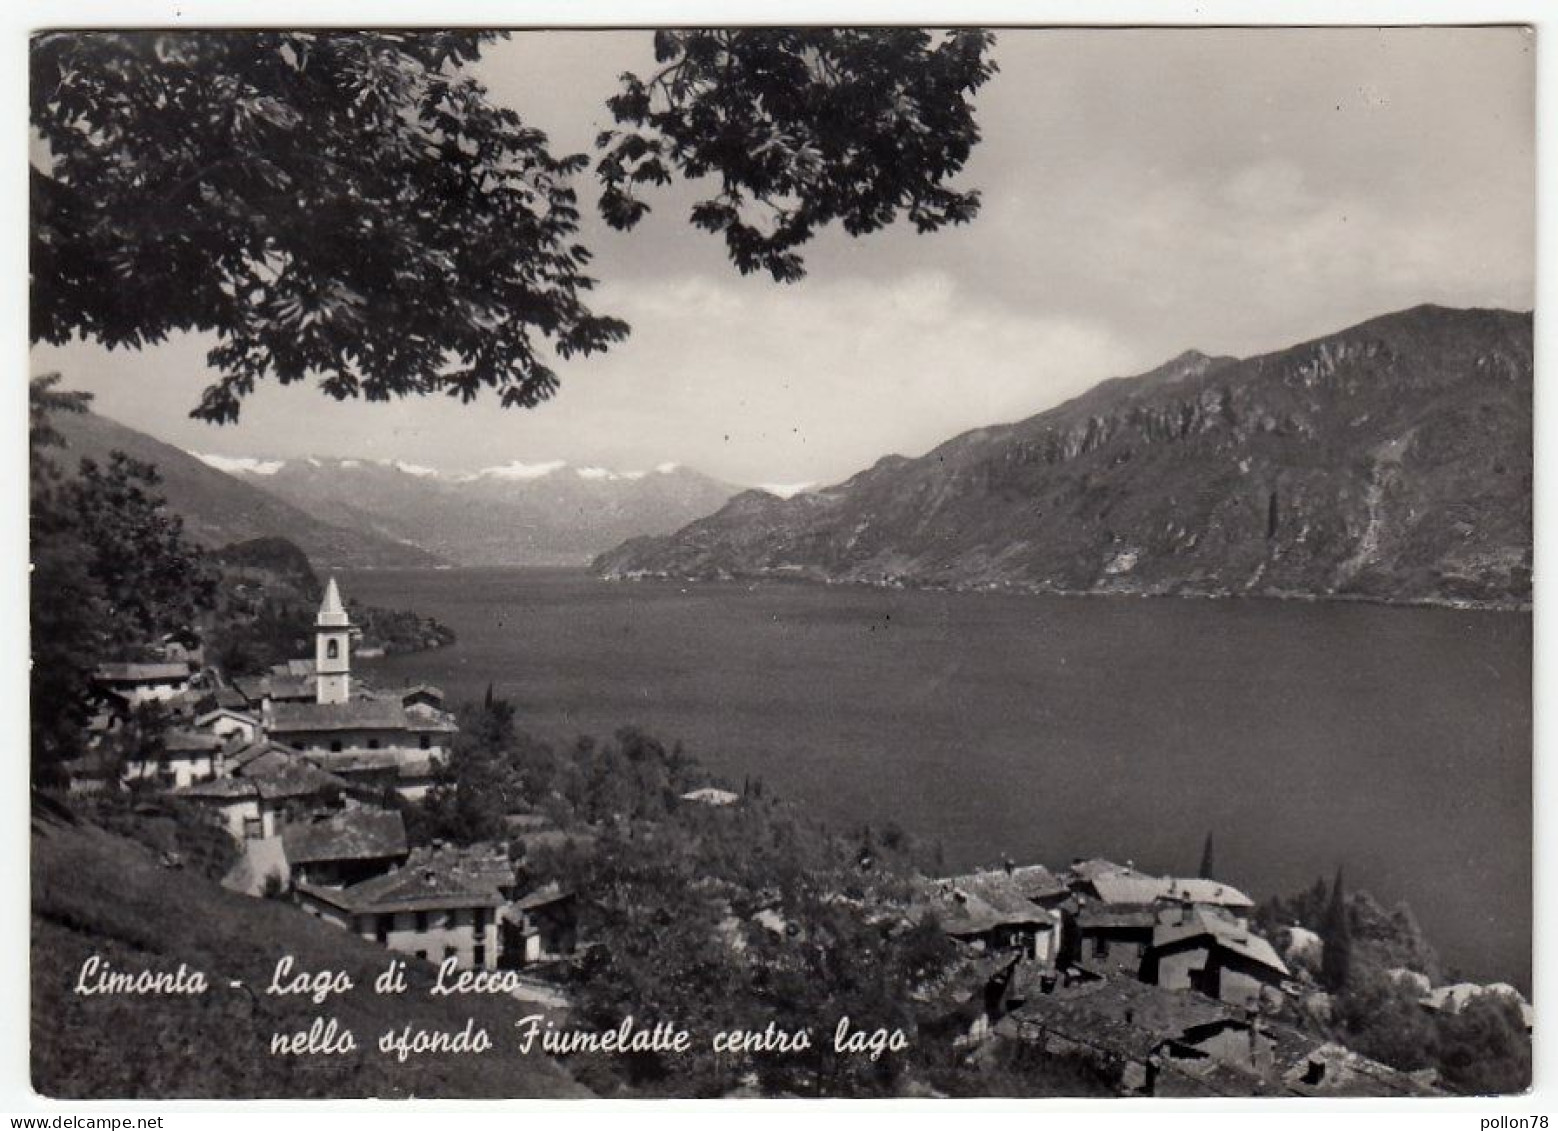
xmin=31 ymin=29 xmax=996 ymax=421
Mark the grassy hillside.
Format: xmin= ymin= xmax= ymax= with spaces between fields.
xmin=31 ymin=806 xmax=586 ymax=1099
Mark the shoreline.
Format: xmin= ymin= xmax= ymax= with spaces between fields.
xmin=593 ymin=567 xmax=1532 ymax=614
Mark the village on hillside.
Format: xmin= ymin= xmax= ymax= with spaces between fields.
xmin=51 ymin=577 xmax=1530 ymax=1098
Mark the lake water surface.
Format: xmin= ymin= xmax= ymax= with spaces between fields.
xmin=343 ymin=567 xmax=1531 ymax=989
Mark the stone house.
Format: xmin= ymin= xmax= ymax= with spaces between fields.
xmin=176 ymin=745 xmax=352 ymax=841
xmin=295 ymin=845 xmax=513 ymax=970
xmin=92 ymin=661 xmax=196 ymax=708
xmin=1071 ymin=902 xmax=1158 ymax=974
xmin=282 ymin=807 xmax=410 ymax=887
xmin=1142 ymin=907 xmax=1290 ymax=1011
xmin=923 ymin=870 xmax=1064 ymax=965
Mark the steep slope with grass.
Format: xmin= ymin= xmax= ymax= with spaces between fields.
xmin=32 ymin=807 xmax=585 ymax=1099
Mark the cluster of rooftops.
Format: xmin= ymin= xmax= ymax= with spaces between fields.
xmin=912 ymin=856 xmax=1441 ymax=1097
xmin=73 ymin=579 xmax=457 ymax=799
xmin=73 ymin=581 xmax=587 ymax=976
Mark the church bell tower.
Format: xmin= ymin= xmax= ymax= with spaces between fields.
xmin=315 ymin=576 xmax=353 ymax=705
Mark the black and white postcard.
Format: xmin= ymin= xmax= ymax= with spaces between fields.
xmin=23 ymin=19 xmax=1539 ymax=1107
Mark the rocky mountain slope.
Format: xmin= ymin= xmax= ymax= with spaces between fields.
xmin=201 ymin=456 xmax=738 ymax=567
xmin=596 ymin=305 xmax=1531 ymax=608
xmin=48 ymin=410 xmax=441 ymax=568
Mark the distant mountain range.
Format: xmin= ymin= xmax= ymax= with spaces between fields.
xmin=49 ymin=410 xmax=441 ymax=568
xmin=199 ymin=456 xmax=738 ymax=567
xmin=596 ymin=305 xmax=1532 ymax=608
xmin=48 ymin=409 xmax=740 ymax=569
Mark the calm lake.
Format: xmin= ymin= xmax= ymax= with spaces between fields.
xmin=343 ymin=566 xmax=1531 ymax=989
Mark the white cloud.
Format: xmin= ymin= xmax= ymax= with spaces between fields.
xmin=192 ymin=452 xmax=285 ymax=476
xmin=593 ymin=270 xmax=1136 ymax=486
xmin=478 ymin=459 xmax=566 ymax=481
xmin=575 ymin=466 xmax=617 ymax=480
xmin=655 ymin=462 xmax=681 ymax=474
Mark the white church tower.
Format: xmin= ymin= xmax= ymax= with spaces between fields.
xmin=314 ymin=576 xmax=353 ymax=705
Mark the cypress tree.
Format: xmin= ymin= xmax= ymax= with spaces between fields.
xmin=1322 ymin=865 xmax=1353 ymax=991
xmin=1198 ymin=832 xmax=1216 ymax=879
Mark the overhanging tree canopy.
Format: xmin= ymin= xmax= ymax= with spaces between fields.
xmin=31 ymin=29 xmax=996 ymax=423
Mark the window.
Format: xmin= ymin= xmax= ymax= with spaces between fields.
xmin=420 ymin=734 xmax=431 ymax=750
xmin=415 ymin=950 xmax=427 ymax=960
xmin=367 ymin=739 xmax=380 ymax=750
xmin=376 ymin=916 xmax=390 ymax=945
xmin=473 ymin=944 xmax=486 ymax=969
xmin=326 ymin=639 xmax=339 ymax=659
xmin=329 ymin=740 xmax=343 ymax=753
xmin=415 ymin=911 xmax=429 ymax=932
xmin=243 ymin=816 xmax=264 ymax=840
xmin=471 ymin=909 xmax=485 ymax=932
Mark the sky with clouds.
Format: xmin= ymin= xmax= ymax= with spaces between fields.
xmin=30 ymin=27 xmax=1534 ymax=490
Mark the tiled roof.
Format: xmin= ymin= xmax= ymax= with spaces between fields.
xmin=1161 ymin=877 xmax=1256 ymax=910
xmin=1269 ymin=1027 xmax=1440 ymax=1096
xmin=1007 ymin=864 xmax=1069 ymax=901
xmin=282 ymin=808 xmax=408 ymax=865
xmin=1001 ymin=977 xmax=1238 ymax=1063
xmin=1155 ymin=1057 xmax=1282 ymax=1098
xmin=1077 ymin=902 xmax=1159 ymax=930
xmin=162 ymin=729 xmax=226 ymax=754
xmin=213 ymin=686 xmax=251 ymax=710
xmin=195 ymin=707 xmax=258 ymax=728
xmin=225 ymin=739 xmax=297 ymax=773
xmin=1091 ymin=869 xmax=1171 ymax=905
xmin=305 ymin=845 xmax=511 ymax=914
xmin=269 ymin=698 xmax=456 ymax=734
xmin=923 ymin=872 xmax=1059 ymax=936
xmin=230 ymin=677 xmax=267 ymax=704
xmin=1080 ymin=867 xmax=1256 ymax=911
xmin=180 ymin=746 xmax=352 ymax=802
xmin=1150 ymin=909 xmax=1289 ymax=976
xmin=1068 ymin=857 xmax=1128 ymax=882
xmin=177 ymin=776 xmax=261 ymax=800
xmin=94 ymin=662 xmax=192 ymax=682
xmin=232 ymin=673 xmax=315 ymax=703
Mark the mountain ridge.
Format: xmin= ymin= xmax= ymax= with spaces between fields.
xmin=595 ymin=304 xmax=1532 ymax=609
xmin=47 ymin=410 xmax=443 ymax=569
xmin=206 ymin=454 xmax=740 ymax=567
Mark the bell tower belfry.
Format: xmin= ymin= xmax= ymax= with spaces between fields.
xmin=314 ymin=576 xmax=353 ymax=705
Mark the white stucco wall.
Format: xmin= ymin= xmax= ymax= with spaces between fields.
xmin=356 ymin=907 xmax=499 ymax=969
